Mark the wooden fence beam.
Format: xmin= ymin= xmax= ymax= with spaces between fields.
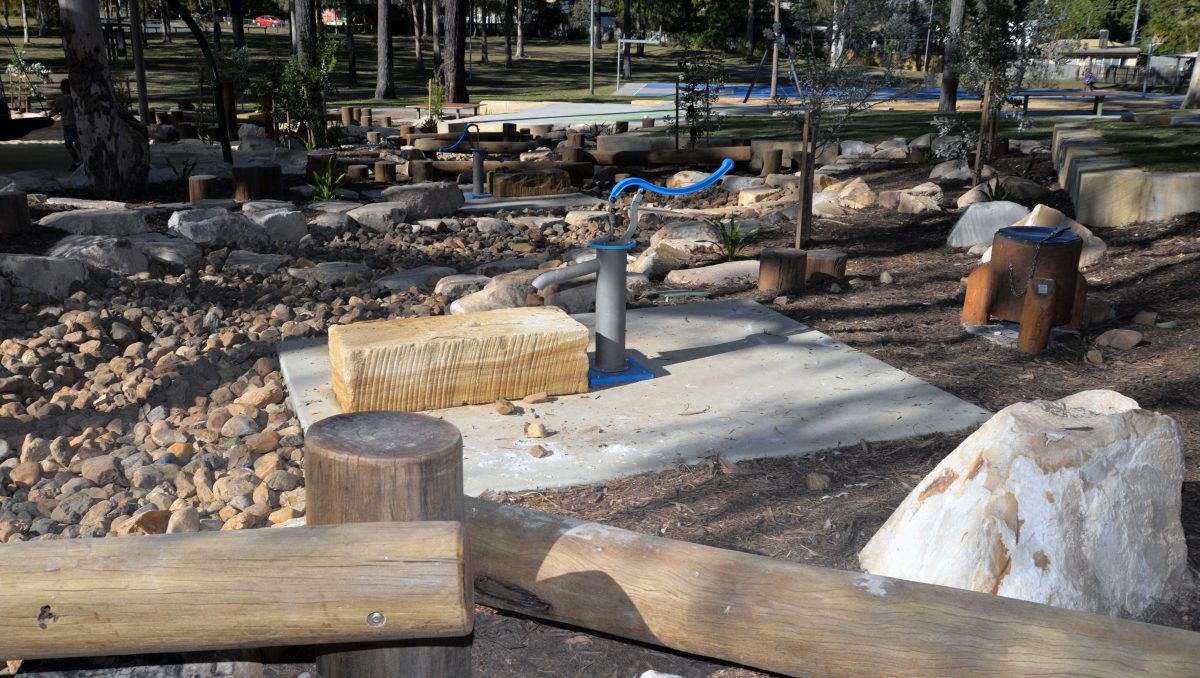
xmin=0 ymin=522 xmax=470 ymax=661
xmin=466 ymin=498 xmax=1200 ymax=678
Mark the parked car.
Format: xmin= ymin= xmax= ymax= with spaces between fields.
xmin=254 ymin=15 xmax=284 ymax=28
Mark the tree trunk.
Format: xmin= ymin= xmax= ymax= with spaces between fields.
xmin=622 ymin=0 xmax=630 ymax=77
xmin=443 ymin=0 xmax=467 ymax=102
xmin=504 ymin=0 xmax=513 ymax=68
xmin=635 ymin=0 xmax=643 ymax=56
xmin=431 ymin=0 xmax=441 ymax=66
xmin=20 ymin=0 xmax=28 ymax=44
xmin=1184 ymin=44 xmax=1200 ymax=109
xmin=211 ymin=0 xmax=222 ymax=52
xmin=746 ymin=0 xmax=755 ymax=58
xmin=479 ymin=0 xmax=487 ymax=64
xmin=289 ymin=0 xmax=299 ymax=54
xmin=939 ymin=0 xmax=966 ymax=112
xmin=56 ymin=0 xmax=150 ymax=202
xmin=230 ymin=0 xmax=245 ymax=49
xmin=160 ymin=0 xmax=171 ymax=43
xmin=376 ymin=0 xmax=394 ymax=97
xmin=345 ymin=0 xmax=357 ymax=84
xmin=296 ymin=0 xmax=316 ymax=69
xmin=515 ymin=0 xmax=524 ymax=57
xmin=4 ymin=4 xmax=8 ymax=31
xmin=36 ymin=0 xmax=45 ymax=37
xmin=411 ymin=0 xmax=424 ymax=71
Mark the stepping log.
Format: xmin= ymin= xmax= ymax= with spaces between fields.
xmin=232 ymin=163 xmax=282 ymax=201
xmin=758 ymin=247 xmax=807 ymax=292
xmin=187 ymin=175 xmax=217 ymax=204
xmin=366 ymin=131 xmax=382 ymax=144
xmin=375 ymin=161 xmax=397 ymax=183
xmin=805 ymin=249 xmax=848 ymax=283
xmin=329 ymin=307 xmax=590 ymax=413
xmin=345 ymin=164 xmax=370 ymax=181
xmin=306 ymin=151 xmax=337 ymax=183
xmin=0 ymin=190 xmax=31 ymax=236
xmin=340 ymin=106 xmax=355 ymax=126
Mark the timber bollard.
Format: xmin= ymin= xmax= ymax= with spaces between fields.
xmin=306 ymin=151 xmax=338 ymax=183
xmin=758 ymin=248 xmax=807 ymax=292
xmin=761 ymin=148 xmax=783 ymax=177
xmin=231 ymin=163 xmax=282 ymax=201
xmin=367 ymin=131 xmax=382 ymax=145
xmin=187 ymin=175 xmax=217 ymax=204
xmin=345 ymin=164 xmax=370 ymax=181
xmin=0 ymin=190 xmax=31 ymax=236
xmin=341 ymin=106 xmax=355 ymax=127
xmin=613 ymin=120 xmax=629 ymax=134
xmin=307 ymin=412 xmax=472 ymax=678
xmin=375 ymin=161 xmax=397 ymax=183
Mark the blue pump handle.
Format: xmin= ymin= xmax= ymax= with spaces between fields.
xmin=439 ymin=123 xmax=481 ymax=153
xmin=607 ymin=158 xmax=734 ymax=201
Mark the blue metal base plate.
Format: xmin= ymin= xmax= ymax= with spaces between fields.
xmin=465 ymin=192 xmax=493 ymax=199
xmin=588 ymin=355 xmax=654 ymax=388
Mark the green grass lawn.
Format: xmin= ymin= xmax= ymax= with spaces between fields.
xmin=1096 ymin=121 xmax=1200 ymax=173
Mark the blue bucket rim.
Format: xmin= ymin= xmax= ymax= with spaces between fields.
xmin=996 ymin=226 xmax=1081 ymax=244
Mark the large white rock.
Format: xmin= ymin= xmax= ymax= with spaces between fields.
xmin=127 ymin=233 xmax=203 ymax=269
xmin=245 ymin=208 xmax=307 ymax=242
xmin=664 ymin=260 xmax=760 ymax=287
xmin=0 ymin=254 xmax=88 ymax=299
xmin=929 ymin=159 xmax=975 ymax=183
xmin=946 ymin=201 xmax=1031 ymax=248
xmin=48 ymin=235 xmax=149 ymax=275
xmin=347 ymin=203 xmax=408 ymax=232
xmin=837 ymin=177 xmax=876 ymax=210
xmin=1012 ymin=204 xmax=1107 ymax=269
xmin=649 ymin=221 xmax=721 ymax=252
xmin=812 ymin=191 xmax=846 ymax=217
xmin=167 ymin=208 xmax=268 ymax=249
xmin=225 ymin=250 xmax=290 ymax=275
xmin=433 ymin=273 xmax=491 ymax=299
xmin=859 ymin=390 xmax=1186 ymax=617
xmin=379 ymin=181 xmax=464 ymax=220
xmin=449 ymin=270 xmax=540 ymax=314
xmin=374 ymin=265 xmax=458 ymax=291
xmin=39 ymin=209 xmax=147 ymax=236
xmin=839 ymin=139 xmax=876 ymax=156
xmin=628 ymin=241 xmax=694 ymax=278
xmin=957 ymin=176 xmax=1052 ymax=208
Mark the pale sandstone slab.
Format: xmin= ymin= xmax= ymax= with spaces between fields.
xmin=330 ymin=307 xmax=589 ymax=412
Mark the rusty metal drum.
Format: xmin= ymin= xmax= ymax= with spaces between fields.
xmin=986 ymin=226 xmax=1083 ymax=325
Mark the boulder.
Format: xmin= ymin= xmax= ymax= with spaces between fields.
xmin=929 ymin=159 xmax=975 ymax=183
xmin=449 ymin=270 xmax=540 ymax=314
xmin=839 ymin=140 xmax=876 ymax=156
xmin=224 ymin=250 xmax=290 ymax=275
xmin=147 ymin=124 xmax=178 ymax=143
xmin=880 ymin=182 xmax=943 ymax=211
xmin=859 ymin=390 xmax=1186 ymax=618
xmin=47 ymin=235 xmax=149 ymax=275
xmin=126 ymin=233 xmax=203 ymax=269
xmin=1011 ymin=204 xmax=1107 ymax=269
xmin=374 ymin=265 xmax=458 ymax=291
xmin=241 ymin=200 xmax=295 ymax=213
xmin=812 ymin=192 xmax=846 ymax=217
xmin=665 ymin=171 xmax=708 ymax=189
xmin=379 ymin=181 xmax=465 ymax=220
xmin=1096 ymin=328 xmax=1143 ymax=350
xmin=471 ymin=217 xmax=511 ymax=235
xmin=433 ymin=273 xmax=491 ymax=299
xmin=871 ymin=146 xmax=908 ymax=160
xmin=628 ymin=241 xmax=694 ymax=279
xmin=490 ymin=169 xmax=572 ymax=198
xmin=307 ymin=200 xmax=363 ymax=214
xmin=167 ymin=208 xmax=269 ymax=249
xmin=738 ymin=186 xmax=784 ymax=205
xmin=0 ymin=254 xmax=88 ymax=299
xmin=897 ymin=192 xmax=941 ymax=214
xmin=245 ymin=208 xmax=307 ymax=242
xmin=957 ymin=176 xmax=1052 ymax=209
xmin=650 ymin=221 xmax=722 ymax=253
xmin=946 ymin=201 xmax=1031 ymax=248
xmin=346 ymin=203 xmax=409 ymax=232
xmin=720 ymin=176 xmax=765 ymax=193
xmin=541 ymin=278 xmax=602 ymax=314
xmin=664 ymin=260 xmax=760 ymax=287
xmin=39 ymin=209 xmax=147 ymax=236
xmin=836 ymin=177 xmax=876 ymax=210
xmin=909 ymin=132 xmax=935 ymax=149
xmin=564 ymin=210 xmax=609 ymax=231
xmin=288 ymin=261 xmax=372 ymax=285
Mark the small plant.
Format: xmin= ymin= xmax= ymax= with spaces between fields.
xmin=978 ymin=179 xmax=1011 ymax=202
xmin=930 ymin=115 xmax=978 ymax=162
xmin=425 ymin=69 xmax=446 ymax=129
xmin=1018 ymin=153 xmax=1038 ymax=180
xmin=701 ymin=218 xmax=766 ymax=262
xmin=6 ymin=51 xmax=50 ymax=110
xmin=163 ymin=156 xmax=197 ymax=191
xmin=308 ymin=161 xmax=346 ymax=201
xmin=675 ymin=45 xmax=725 ymax=149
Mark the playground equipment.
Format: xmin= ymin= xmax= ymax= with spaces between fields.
xmin=437 ymin=123 xmax=490 ymax=198
xmin=962 ymin=226 xmax=1087 ymax=355
xmin=532 ymin=158 xmax=734 ymax=386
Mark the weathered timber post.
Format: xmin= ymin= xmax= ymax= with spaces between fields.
xmin=187 ymin=175 xmax=217 ymax=203
xmin=758 ymin=247 xmax=807 ymax=292
xmin=232 ymin=163 xmax=282 ymax=201
xmin=0 ymin=191 xmax=31 ymax=235
xmin=760 ymin=148 xmax=782 ymax=177
xmin=307 ymin=412 xmax=473 ymax=678
xmin=305 ymin=151 xmax=337 ymax=183
xmin=375 ymin=161 xmax=398 ymax=183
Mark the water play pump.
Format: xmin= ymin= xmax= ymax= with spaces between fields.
xmin=439 ymin=123 xmax=491 ymax=199
xmin=533 ymin=158 xmax=735 ymax=387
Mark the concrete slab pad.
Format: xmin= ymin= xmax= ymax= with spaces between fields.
xmin=279 ymin=300 xmax=990 ymax=496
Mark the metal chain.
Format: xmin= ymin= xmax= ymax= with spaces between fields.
xmin=1006 ymin=227 xmax=1070 ymax=297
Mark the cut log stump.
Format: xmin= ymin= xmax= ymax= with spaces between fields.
xmin=232 ymin=163 xmax=282 ymax=202
xmin=758 ymin=248 xmax=807 ymax=292
xmin=805 ymin=249 xmax=848 ymax=283
xmin=187 ymin=175 xmax=217 ymax=204
xmin=0 ymin=190 xmax=31 ymax=236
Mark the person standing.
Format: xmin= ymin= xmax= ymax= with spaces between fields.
xmin=47 ymin=79 xmax=81 ymax=171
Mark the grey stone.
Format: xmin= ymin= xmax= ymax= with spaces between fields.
xmin=224 ymin=250 xmax=290 ymax=275
xmin=664 ymin=260 xmax=760 ymax=287
xmin=307 ymin=200 xmax=363 ymax=214
xmin=379 ymin=181 xmax=465 ymax=220
xmin=839 ymin=139 xmax=876 ymax=156
xmin=929 ymin=159 xmax=975 ymax=183
xmin=947 ymin=201 xmax=1031 ymax=248
xmin=449 ymin=270 xmax=539 ymax=314
xmin=346 ymin=202 xmax=408 ymax=232
xmin=167 ymin=208 xmax=269 ymax=249
xmin=245 ymin=208 xmax=307 ymax=242
xmin=471 ymin=217 xmax=510 ymax=234
xmin=48 ymin=235 xmax=149 ymax=275
xmin=241 ymin=199 xmax=295 ymax=213
xmin=374 ymin=265 xmax=457 ymax=291
xmin=288 ymin=261 xmax=371 ymax=285
xmin=433 ymin=273 xmax=491 ymax=298
xmin=126 ymin=233 xmax=203 ymax=269
xmin=39 ymin=208 xmax=147 ymax=236
xmin=0 ymin=254 xmax=88 ymax=298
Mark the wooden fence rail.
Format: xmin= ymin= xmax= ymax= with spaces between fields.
xmin=0 ymin=521 xmax=470 ymax=661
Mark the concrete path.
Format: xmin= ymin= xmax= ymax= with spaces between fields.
xmin=280 ymin=300 xmax=990 ymax=496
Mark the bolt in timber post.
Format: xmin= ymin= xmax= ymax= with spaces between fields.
xmin=306 ymin=412 xmax=472 ymax=678
xmin=472 ymin=148 xmax=486 ymax=196
xmin=593 ymin=246 xmax=629 ymax=373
